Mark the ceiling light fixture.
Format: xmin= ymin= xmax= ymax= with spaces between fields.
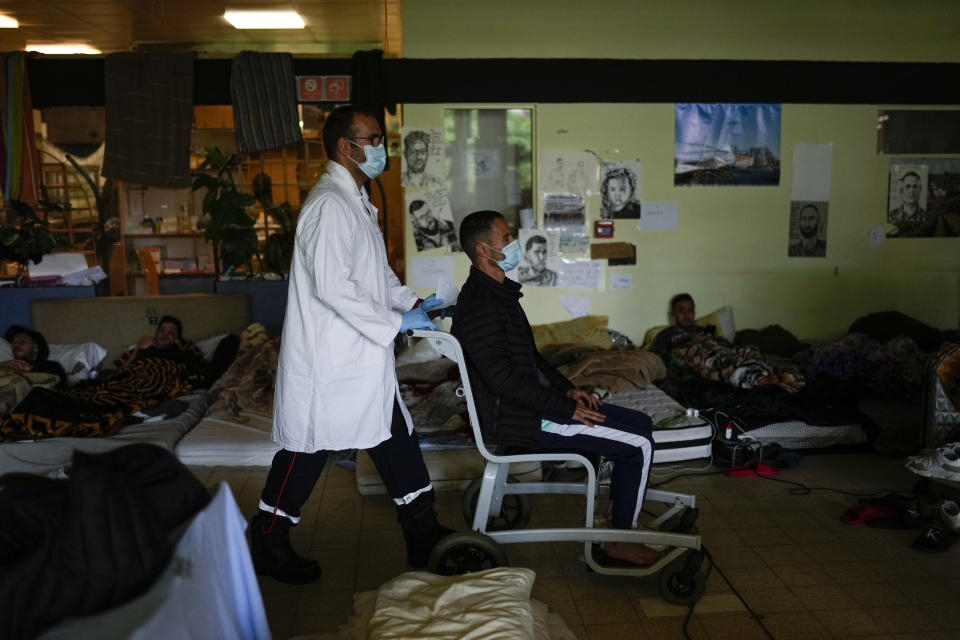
xmin=224 ymin=10 xmax=305 ymax=29
xmin=26 ymin=44 xmax=102 ymax=55
xmin=0 ymin=14 xmax=19 ymax=28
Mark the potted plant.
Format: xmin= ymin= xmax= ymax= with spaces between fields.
xmin=190 ymin=147 xmax=258 ymax=277
xmin=251 ymin=172 xmax=297 ymax=278
xmin=0 ymin=199 xmax=61 ymax=284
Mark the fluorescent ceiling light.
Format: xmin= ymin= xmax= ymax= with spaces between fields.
xmin=224 ymin=10 xmax=304 ymax=29
xmin=26 ymin=43 xmax=101 ymax=54
xmin=0 ymin=14 xmax=18 ymax=28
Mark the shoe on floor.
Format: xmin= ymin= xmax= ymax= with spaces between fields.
xmin=905 ymin=444 xmax=960 ymax=481
xmin=912 ymin=524 xmax=958 ymax=553
xmin=249 ymin=514 xmax=322 ymax=585
xmin=935 ymin=500 xmax=960 ymax=532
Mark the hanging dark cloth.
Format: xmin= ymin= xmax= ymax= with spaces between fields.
xmin=230 ymin=51 xmax=302 ymax=154
xmin=102 ymin=53 xmax=194 ymax=188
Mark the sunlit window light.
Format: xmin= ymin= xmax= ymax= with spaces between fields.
xmin=0 ymin=14 xmax=18 ymax=28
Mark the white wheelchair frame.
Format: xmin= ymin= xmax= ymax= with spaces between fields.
xmin=408 ymin=330 xmax=705 ymax=598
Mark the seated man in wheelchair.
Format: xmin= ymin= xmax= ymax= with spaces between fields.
xmin=451 ymin=210 xmax=661 ymax=566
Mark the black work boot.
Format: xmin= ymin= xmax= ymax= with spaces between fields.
xmin=249 ymin=512 xmax=321 ymax=584
xmin=396 ymin=491 xmax=456 ymax=568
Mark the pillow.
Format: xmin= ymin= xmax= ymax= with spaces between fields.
xmin=48 ymin=342 xmax=108 ymax=384
xmin=697 ymin=305 xmax=736 ymax=340
xmin=196 ymin=333 xmax=228 ymax=362
xmin=0 ymin=339 xmax=11 ymax=361
xmin=640 ymin=306 xmax=736 ymax=349
xmin=531 ymin=315 xmax=611 ymax=350
xmin=641 ymin=325 xmax=669 ymax=350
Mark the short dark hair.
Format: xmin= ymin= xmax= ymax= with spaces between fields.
xmin=322 ymin=105 xmax=378 ymax=160
xmin=669 ymin=293 xmax=694 ymax=315
xmin=409 ymin=200 xmax=426 ymax=215
xmin=157 ymin=315 xmax=183 ymax=339
xmin=901 ymin=170 xmax=922 ymax=183
xmin=459 ymin=210 xmax=504 ymax=262
xmin=525 ymin=234 xmax=547 ymax=251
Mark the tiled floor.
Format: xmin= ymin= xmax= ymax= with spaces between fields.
xmin=190 ymin=452 xmax=960 ymax=640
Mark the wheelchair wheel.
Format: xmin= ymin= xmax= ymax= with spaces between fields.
xmin=461 ymin=477 xmax=533 ymax=531
xmin=658 ymin=558 xmax=706 ymax=605
xmin=428 ymin=531 xmax=508 ymax=575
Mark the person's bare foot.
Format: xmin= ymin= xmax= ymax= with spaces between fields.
xmin=603 ymin=541 xmax=664 ymax=566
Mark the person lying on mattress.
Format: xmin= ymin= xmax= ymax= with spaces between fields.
xmin=0 ymin=317 xmax=239 ymax=442
xmin=112 ymin=315 xmax=239 ymax=387
xmin=450 ymin=210 xmax=662 ymax=566
xmin=2 ymin=325 xmax=68 ymax=389
xmin=652 ymin=293 xmax=804 ymax=393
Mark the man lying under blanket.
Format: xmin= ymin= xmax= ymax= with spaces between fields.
xmin=0 ymin=316 xmax=239 ymax=442
xmin=652 ymin=293 xmax=804 ymax=393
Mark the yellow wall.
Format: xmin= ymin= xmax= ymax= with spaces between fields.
xmin=400 ymin=1 xmax=960 ymax=341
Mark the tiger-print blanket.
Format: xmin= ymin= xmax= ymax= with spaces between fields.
xmin=669 ymin=336 xmax=805 ymax=393
xmin=0 ymin=344 xmax=206 ymax=442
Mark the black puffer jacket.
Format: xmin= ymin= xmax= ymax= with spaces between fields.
xmin=451 ymin=267 xmax=576 ymax=452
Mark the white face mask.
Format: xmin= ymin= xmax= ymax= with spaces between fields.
xmin=346 ymin=139 xmax=387 ymax=179
xmin=482 ymin=239 xmax=522 ymax=272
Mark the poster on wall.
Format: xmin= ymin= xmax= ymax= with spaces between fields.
xmin=401 ymin=127 xmax=445 ymax=190
xmin=674 ymin=103 xmax=781 ymax=187
xmin=405 ymin=189 xmax=459 ymax=252
xmin=600 ymin=162 xmax=642 ymax=219
xmin=787 ymin=201 xmax=829 ymax=258
xmin=539 ymin=151 xmax=598 ymax=195
xmin=543 ymin=193 xmax=586 ymax=231
xmin=517 ymin=229 xmax=560 ymax=287
xmin=886 ymin=158 xmax=960 ymax=238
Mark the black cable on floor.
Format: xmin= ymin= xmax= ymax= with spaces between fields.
xmin=682 ymin=545 xmax=777 ymax=640
xmin=754 ymin=471 xmax=914 ymax=498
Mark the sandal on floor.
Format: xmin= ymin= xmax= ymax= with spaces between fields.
xmin=912 ymin=525 xmax=958 ymax=553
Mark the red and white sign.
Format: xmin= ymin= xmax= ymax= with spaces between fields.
xmin=297 ymin=76 xmax=323 ymax=101
xmin=324 ymin=75 xmax=350 ymax=101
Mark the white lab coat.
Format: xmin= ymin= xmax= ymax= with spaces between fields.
xmin=272 ymin=162 xmax=418 ymax=452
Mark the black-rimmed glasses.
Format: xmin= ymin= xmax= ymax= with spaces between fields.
xmin=348 ymin=135 xmax=384 ymax=147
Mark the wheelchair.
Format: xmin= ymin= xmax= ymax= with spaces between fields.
xmin=407 ymin=329 xmax=706 ymax=604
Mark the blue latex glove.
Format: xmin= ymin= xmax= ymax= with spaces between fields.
xmin=400 ymin=307 xmax=438 ymax=333
xmin=420 ymin=293 xmax=444 ymax=312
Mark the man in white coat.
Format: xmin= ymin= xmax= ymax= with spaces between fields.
xmin=250 ymin=106 xmax=450 ymax=584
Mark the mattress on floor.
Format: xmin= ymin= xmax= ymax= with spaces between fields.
xmin=0 ymin=391 xmax=211 ymax=476
xmin=175 ymin=408 xmax=281 ymax=466
xmin=606 ymin=385 xmax=714 ymax=463
xmin=745 ymin=420 xmax=868 ymax=450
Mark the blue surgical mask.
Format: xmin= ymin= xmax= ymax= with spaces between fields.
xmin=347 ymin=139 xmax=387 ymax=179
xmin=483 ymin=239 xmax=522 ymax=272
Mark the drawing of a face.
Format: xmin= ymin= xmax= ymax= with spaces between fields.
xmin=411 ymin=202 xmax=440 ymax=235
xmin=900 ymin=174 xmax=921 ymax=205
xmin=528 ymin=238 xmax=548 ymax=272
xmin=405 ymin=139 xmax=429 ymax=174
xmin=799 ymin=205 xmax=820 ymax=238
xmin=606 ymin=176 xmax=631 ymax=211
